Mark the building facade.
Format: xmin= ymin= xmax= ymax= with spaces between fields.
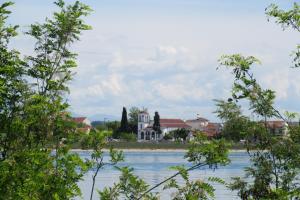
xmin=137 ymin=111 xmax=161 ymax=141
xmin=72 ymin=117 xmax=92 ymax=134
xmin=137 ymin=112 xmax=191 ymax=142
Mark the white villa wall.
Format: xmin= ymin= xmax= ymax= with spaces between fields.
xmin=82 ymin=118 xmax=91 ymax=126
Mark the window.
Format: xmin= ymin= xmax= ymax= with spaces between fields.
xmin=141 ymin=132 xmax=144 ymax=140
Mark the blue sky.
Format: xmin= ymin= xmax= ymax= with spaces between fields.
xmin=8 ymin=0 xmax=300 ymax=121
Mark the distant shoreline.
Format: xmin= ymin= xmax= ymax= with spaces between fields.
xmin=71 ymin=149 xmax=247 ymax=153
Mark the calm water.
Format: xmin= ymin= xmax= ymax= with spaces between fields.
xmin=76 ymin=151 xmax=250 ymax=200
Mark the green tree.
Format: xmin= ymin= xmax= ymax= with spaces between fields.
xmin=87 ymin=130 xmax=124 ymax=200
xmin=119 ymin=107 xmax=129 ymax=133
xmin=0 ymin=1 xmax=93 ymax=199
xmin=220 ymin=54 xmax=300 ymax=200
xmin=128 ymin=107 xmax=142 ymax=134
xmin=0 ymin=1 xmax=28 ymax=160
xmin=153 ymin=111 xmax=161 ymax=134
xmin=172 ymin=128 xmax=189 ymax=141
xmin=214 ymin=99 xmax=242 ymax=121
xmin=266 ymin=2 xmax=300 ymax=68
xmin=99 ymin=134 xmax=231 ymax=200
xmin=214 ymin=99 xmax=250 ymax=141
xmin=128 ymin=107 xmax=140 ymax=124
xmin=99 ymin=166 xmax=159 ymax=200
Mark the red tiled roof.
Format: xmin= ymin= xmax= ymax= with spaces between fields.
xmin=266 ymin=121 xmax=285 ymax=129
xmin=73 ymin=117 xmax=86 ymax=123
xmin=203 ymin=123 xmax=221 ymax=137
xmin=186 ymin=117 xmax=209 ymax=123
xmin=160 ymin=119 xmax=191 ymax=128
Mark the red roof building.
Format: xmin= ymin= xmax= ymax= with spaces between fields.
xmin=73 ymin=117 xmax=87 ymax=123
xmin=203 ymin=122 xmax=222 ymax=138
xmin=160 ymin=119 xmax=191 ymax=129
xmin=72 ymin=117 xmax=91 ymax=134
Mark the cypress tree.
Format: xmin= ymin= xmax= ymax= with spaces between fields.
xmin=120 ymin=107 xmax=129 ymax=132
xmin=153 ymin=111 xmax=161 ymax=134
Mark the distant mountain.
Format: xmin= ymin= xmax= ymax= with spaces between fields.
xmin=70 ymin=111 xmax=119 ymax=122
xmin=88 ymin=114 xmax=119 ymax=122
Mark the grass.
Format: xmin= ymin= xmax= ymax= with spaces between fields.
xmin=107 ymin=141 xmax=189 ymax=149
xmin=70 ymin=140 xmax=247 ymax=150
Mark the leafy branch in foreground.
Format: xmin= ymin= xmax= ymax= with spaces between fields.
xmin=0 ymin=1 xmax=93 ymax=199
xmin=219 ymin=54 xmax=300 ymax=200
xmin=163 ymin=166 xmax=226 ymax=200
xmin=137 ymin=134 xmax=230 ymax=200
xmin=87 ymin=130 xmax=124 ymax=200
xmin=266 ymin=2 xmax=300 ymax=68
xmin=98 ymin=134 xmax=230 ymax=200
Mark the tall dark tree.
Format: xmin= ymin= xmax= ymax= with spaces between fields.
xmin=120 ymin=107 xmax=129 ymax=132
xmin=153 ymin=111 xmax=161 ymax=134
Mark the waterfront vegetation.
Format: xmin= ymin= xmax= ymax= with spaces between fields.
xmin=1 ymin=0 xmax=300 ymax=200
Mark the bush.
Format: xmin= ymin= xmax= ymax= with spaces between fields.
xmin=119 ymin=132 xmax=137 ymax=142
xmin=163 ymin=133 xmax=173 ymax=140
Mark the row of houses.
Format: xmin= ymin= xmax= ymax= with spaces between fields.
xmin=137 ymin=111 xmax=222 ymax=142
xmin=137 ymin=111 xmax=296 ymax=142
xmin=72 ymin=113 xmax=295 ymax=141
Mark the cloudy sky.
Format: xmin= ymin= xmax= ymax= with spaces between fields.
xmin=8 ymin=0 xmax=300 ymax=121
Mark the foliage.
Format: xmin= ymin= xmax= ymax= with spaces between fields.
xmin=171 ymin=128 xmax=189 ymax=141
xmin=119 ymin=132 xmax=137 ymax=142
xmin=214 ymin=99 xmax=242 ymax=121
xmin=99 ymin=166 xmax=158 ymax=200
xmin=0 ymin=1 xmax=93 ymax=199
xmin=128 ymin=107 xmax=141 ymax=124
xmin=120 ymin=107 xmax=129 ymax=133
xmin=220 ymin=54 xmax=300 ymax=199
xmin=185 ymin=134 xmax=230 ymax=169
xmin=214 ymin=99 xmax=250 ymax=141
xmin=163 ymin=132 xmax=173 ymax=140
xmin=0 ymin=1 xmax=28 ymax=160
xmin=266 ymin=2 xmax=300 ymax=68
xmin=86 ymin=130 xmax=124 ymax=200
xmin=164 ymin=165 xmax=225 ymax=200
xmin=98 ymin=133 xmax=231 ymax=200
xmin=153 ymin=111 xmax=161 ymax=134
xmin=134 ymin=134 xmax=231 ymax=200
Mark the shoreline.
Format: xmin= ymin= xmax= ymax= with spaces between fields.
xmin=71 ymin=148 xmax=248 ymax=153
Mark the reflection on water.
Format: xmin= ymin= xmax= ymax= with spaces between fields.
xmin=77 ymin=151 xmax=250 ymax=200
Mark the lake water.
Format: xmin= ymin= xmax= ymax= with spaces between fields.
xmin=77 ymin=151 xmax=250 ymax=200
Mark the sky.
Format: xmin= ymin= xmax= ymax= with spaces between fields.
xmin=7 ymin=0 xmax=300 ymax=121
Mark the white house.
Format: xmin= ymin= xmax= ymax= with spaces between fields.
xmin=137 ymin=112 xmax=191 ymax=142
xmin=73 ymin=117 xmax=92 ymax=134
xmin=160 ymin=119 xmax=191 ymax=135
xmin=185 ymin=117 xmax=209 ymax=132
xmin=137 ymin=111 xmax=161 ymax=141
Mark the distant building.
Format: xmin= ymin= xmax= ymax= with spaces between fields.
xmin=160 ymin=119 xmax=191 ymax=135
xmin=203 ymin=122 xmax=222 ymax=138
xmin=185 ymin=118 xmax=209 ymax=132
xmin=265 ymin=121 xmax=288 ymax=136
xmin=186 ymin=117 xmax=222 ymax=138
xmin=137 ymin=111 xmax=160 ymax=141
xmin=73 ymin=117 xmax=92 ymax=134
xmin=137 ymin=112 xmax=191 ymax=142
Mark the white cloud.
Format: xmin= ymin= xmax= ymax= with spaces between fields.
xmin=10 ymin=0 xmax=300 ymax=120
xmin=261 ymin=70 xmax=290 ymax=100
